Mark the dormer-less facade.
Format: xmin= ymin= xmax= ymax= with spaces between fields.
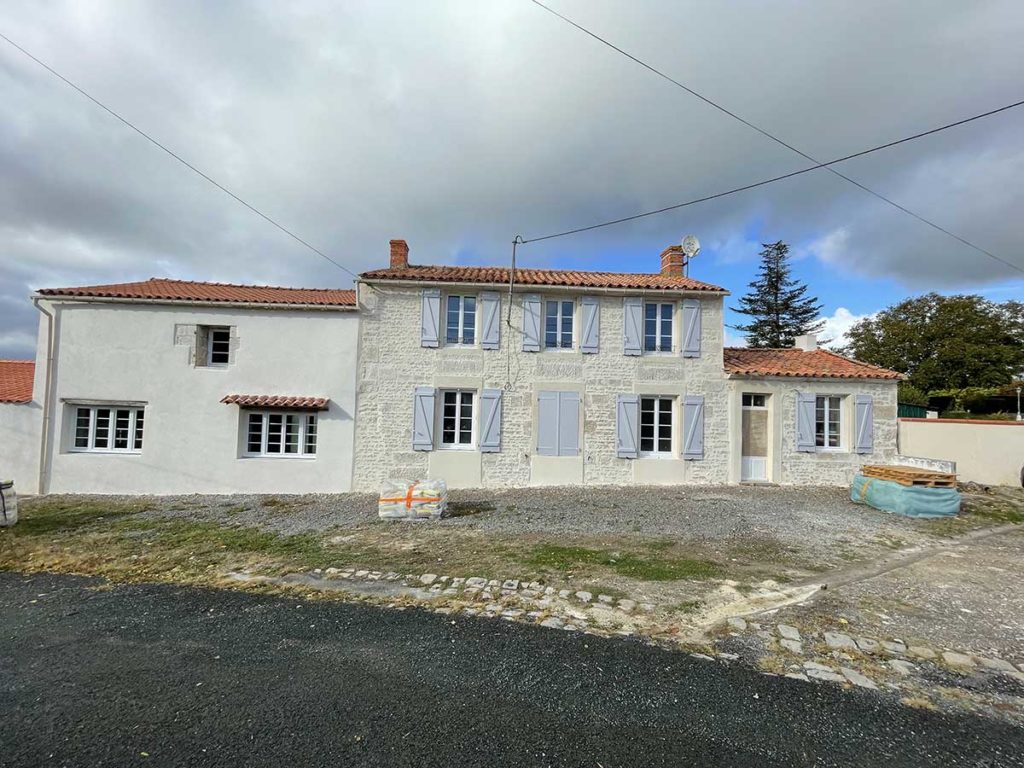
xmin=353 ymin=240 xmax=734 ymax=490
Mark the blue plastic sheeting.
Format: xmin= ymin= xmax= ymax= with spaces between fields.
xmin=851 ymin=473 xmax=961 ymax=518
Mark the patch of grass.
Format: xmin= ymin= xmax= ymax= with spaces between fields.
xmin=524 ymin=544 xmax=721 ymax=582
xmin=667 ymin=599 xmax=703 ymax=614
xmin=260 ymin=496 xmax=294 ymax=511
xmin=12 ymin=498 xmax=153 ymax=536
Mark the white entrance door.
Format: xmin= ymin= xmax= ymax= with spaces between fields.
xmin=741 ymin=393 xmax=769 ymax=482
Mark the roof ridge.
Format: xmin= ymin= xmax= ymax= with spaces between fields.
xmin=141 ymin=277 xmax=353 ymax=292
xmin=0 ymin=359 xmax=34 ymax=364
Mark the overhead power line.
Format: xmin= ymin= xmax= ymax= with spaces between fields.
xmin=0 ymin=31 xmax=360 ymax=282
xmin=529 ymin=0 xmax=1023 ymax=273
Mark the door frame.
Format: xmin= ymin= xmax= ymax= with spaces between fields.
xmin=740 ymin=392 xmax=771 ymax=482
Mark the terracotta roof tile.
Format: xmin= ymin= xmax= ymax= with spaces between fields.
xmin=724 ymin=347 xmax=902 ymax=380
xmin=38 ymin=278 xmax=356 ymax=308
xmin=0 ymin=360 xmax=34 ymax=403
xmin=361 ymin=265 xmax=726 ymax=293
xmin=220 ymin=394 xmax=329 ymax=410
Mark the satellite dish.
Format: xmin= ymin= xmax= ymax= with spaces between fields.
xmin=681 ymin=234 xmax=701 ymax=259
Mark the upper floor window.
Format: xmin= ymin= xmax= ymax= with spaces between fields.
xmin=72 ymin=405 xmax=144 ymax=453
xmin=644 ymin=303 xmax=673 ymax=352
xmin=245 ymin=411 xmax=318 ymax=457
xmin=815 ymin=396 xmax=843 ymax=449
xmin=440 ymin=389 xmax=475 ymax=448
xmin=445 ymin=295 xmax=476 ymax=345
xmin=196 ymin=325 xmax=232 ymax=367
xmin=544 ymin=300 xmax=574 ymax=349
xmin=207 ymin=327 xmax=231 ymax=366
xmin=639 ymin=396 xmax=673 ymax=455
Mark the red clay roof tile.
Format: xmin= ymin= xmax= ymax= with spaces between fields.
xmin=37 ymin=278 xmax=356 ymax=308
xmin=361 ymin=264 xmax=726 ymax=293
xmin=0 ymin=360 xmax=34 ymax=403
xmin=220 ymin=394 xmax=329 ymax=410
xmin=724 ymin=347 xmax=902 ymax=380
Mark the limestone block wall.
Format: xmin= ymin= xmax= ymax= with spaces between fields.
xmin=726 ymin=377 xmax=899 ymax=486
xmin=352 ymin=283 xmax=731 ymax=490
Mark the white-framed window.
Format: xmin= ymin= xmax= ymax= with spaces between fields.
xmin=639 ymin=396 xmax=673 ymax=455
xmin=244 ymin=411 xmax=318 ymax=457
xmin=643 ymin=302 xmax=673 ymax=352
xmin=439 ymin=389 xmax=475 ymax=448
xmin=815 ymin=395 xmax=844 ymax=449
xmin=445 ymin=295 xmax=476 ymax=345
xmin=207 ymin=327 xmax=231 ymax=366
xmin=742 ymin=393 xmax=767 ymax=409
xmin=71 ymin=406 xmax=145 ymax=453
xmin=544 ymin=299 xmax=574 ymax=349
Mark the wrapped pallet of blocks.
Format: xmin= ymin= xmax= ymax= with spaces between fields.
xmin=851 ymin=466 xmax=960 ymax=519
xmin=0 ymin=481 xmax=17 ymax=527
xmin=378 ymin=479 xmax=448 ymax=520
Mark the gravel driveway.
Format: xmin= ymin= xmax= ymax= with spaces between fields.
xmin=126 ymin=485 xmax=970 ymax=560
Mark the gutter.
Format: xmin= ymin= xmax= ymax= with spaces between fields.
xmin=30 ymin=295 xmax=359 ymax=312
xmin=358 ymin=278 xmax=729 ymax=298
xmin=31 ymin=297 xmax=55 ymax=495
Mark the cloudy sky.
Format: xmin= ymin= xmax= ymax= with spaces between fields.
xmin=2 ymin=0 xmax=1022 ymax=357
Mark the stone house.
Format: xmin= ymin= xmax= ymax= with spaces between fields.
xmin=352 ymin=240 xmax=901 ymax=490
xmin=0 ymin=239 xmax=901 ymax=494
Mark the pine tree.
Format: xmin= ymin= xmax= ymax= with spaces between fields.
xmin=733 ymin=241 xmax=824 ymax=348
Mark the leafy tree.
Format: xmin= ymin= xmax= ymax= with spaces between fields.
xmin=843 ymin=293 xmax=1024 ymax=392
xmin=733 ymin=241 xmax=824 ymax=347
xmin=897 ymin=382 xmax=928 ymax=407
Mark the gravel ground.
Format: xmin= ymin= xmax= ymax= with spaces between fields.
xmin=129 ymin=485 xmax=963 ymax=556
xmin=3 ymin=571 xmax=1022 ymax=768
xmin=775 ymin=525 xmax=1024 ymax=662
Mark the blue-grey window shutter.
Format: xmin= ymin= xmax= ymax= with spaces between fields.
xmin=616 ymin=394 xmax=640 ymax=458
xmin=681 ymin=299 xmax=701 ymax=358
xmin=558 ymin=391 xmax=580 ymax=456
xmin=580 ymin=296 xmax=600 ymax=354
xmin=412 ymin=387 xmax=436 ymax=451
xmin=796 ymin=392 xmax=816 ymax=452
xmin=420 ymin=288 xmax=440 ymax=348
xmin=537 ymin=391 xmax=559 ymax=455
xmin=623 ymin=297 xmax=642 ymax=356
xmin=480 ymin=292 xmax=500 ymax=350
xmin=854 ymin=394 xmax=873 ymax=454
xmin=683 ymin=395 xmax=705 ymax=460
xmin=522 ymin=294 xmax=541 ymax=352
xmin=479 ymin=388 xmax=502 ymax=452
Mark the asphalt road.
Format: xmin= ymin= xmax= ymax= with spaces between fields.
xmin=1 ymin=572 xmax=1020 ymax=767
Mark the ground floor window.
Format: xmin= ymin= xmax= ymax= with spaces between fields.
xmin=639 ymin=396 xmax=673 ymax=455
xmin=440 ymin=390 xmax=475 ymax=448
xmin=245 ymin=411 xmax=318 ymax=457
xmin=815 ymin=395 xmax=843 ymax=448
xmin=72 ymin=405 xmax=145 ymax=452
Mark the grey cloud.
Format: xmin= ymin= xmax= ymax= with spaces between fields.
xmin=1 ymin=0 xmax=1022 ymax=356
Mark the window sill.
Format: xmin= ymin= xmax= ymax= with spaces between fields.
xmin=638 ymin=452 xmax=676 ymax=460
xmin=437 ymin=445 xmax=477 ymax=452
xmin=68 ymin=449 xmax=142 ymax=455
xmin=815 ymin=447 xmax=849 ymax=454
xmin=240 ymin=454 xmax=317 ymax=460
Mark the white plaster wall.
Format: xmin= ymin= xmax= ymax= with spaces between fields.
xmin=352 ymin=283 xmax=730 ymax=490
xmin=0 ymin=402 xmax=42 ymax=491
xmin=898 ymin=419 xmax=1024 ymax=487
xmin=40 ymin=301 xmax=359 ymax=494
xmin=726 ymin=377 xmax=898 ymax=486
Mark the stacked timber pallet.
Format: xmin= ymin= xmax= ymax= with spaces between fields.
xmin=860 ymin=465 xmax=957 ymax=488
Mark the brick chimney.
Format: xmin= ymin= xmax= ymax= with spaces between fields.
xmin=389 ymin=239 xmax=409 ymax=269
xmin=660 ymin=245 xmax=685 ymax=277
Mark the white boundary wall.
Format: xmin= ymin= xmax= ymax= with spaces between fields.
xmin=898 ymin=418 xmax=1024 ymax=487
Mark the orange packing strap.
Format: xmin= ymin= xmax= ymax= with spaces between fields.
xmin=379 ymin=482 xmax=442 ymax=508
